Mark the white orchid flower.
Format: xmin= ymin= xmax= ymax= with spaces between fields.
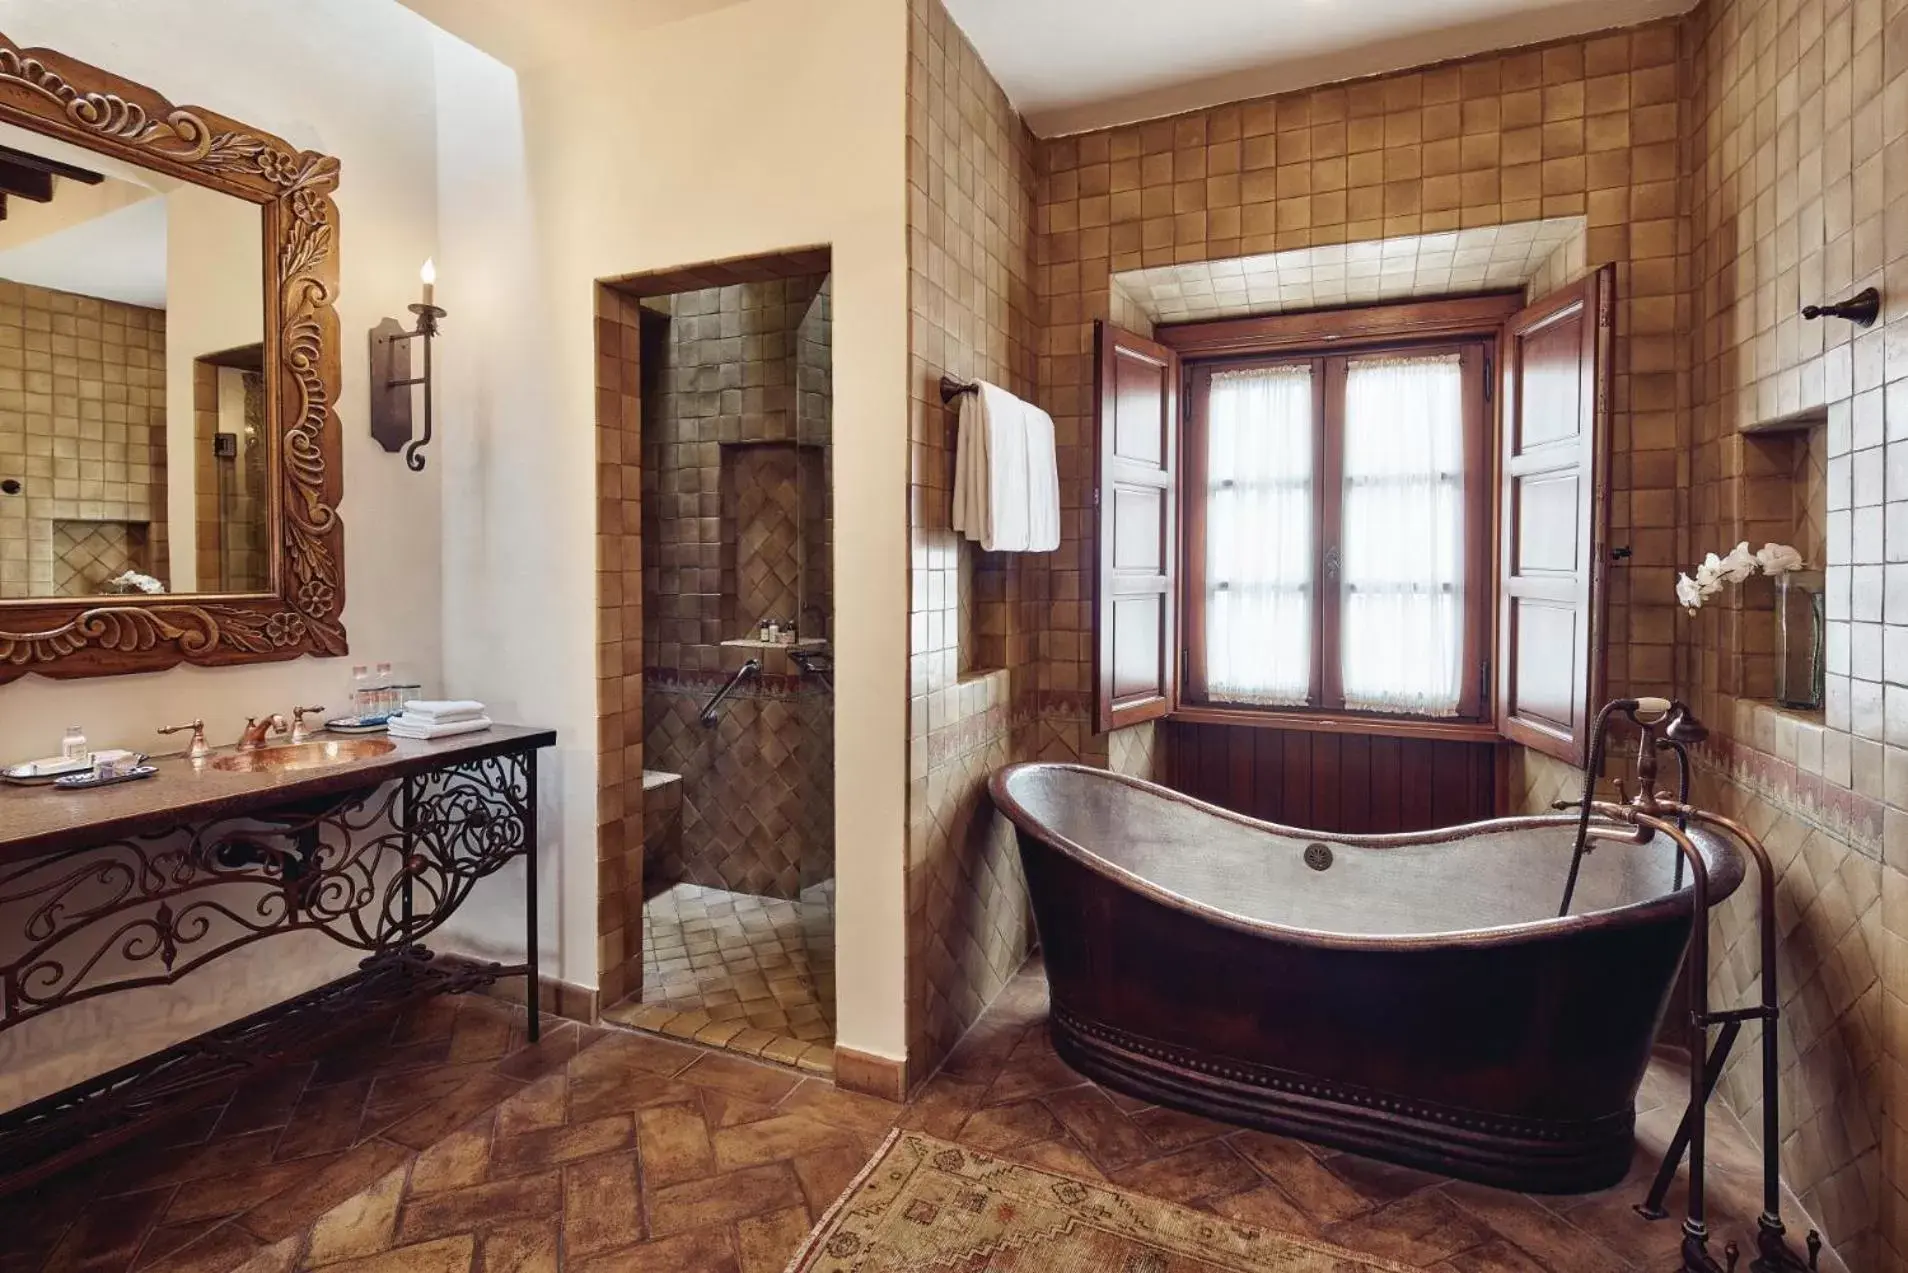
xmin=1719 ymin=542 xmax=1757 ymax=583
xmin=1755 ymin=542 xmax=1804 ymax=575
xmin=1695 ymin=555 xmax=1725 ymax=595
xmin=1675 ymin=572 xmax=1705 ymax=613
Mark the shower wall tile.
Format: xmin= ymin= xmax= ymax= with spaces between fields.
xmin=905 ymin=0 xmax=1040 ymax=1080
xmin=594 ymin=284 xmax=647 ymax=1012
xmin=640 ymin=272 xmax=834 ymax=905
xmin=0 ymin=281 xmax=167 ymax=598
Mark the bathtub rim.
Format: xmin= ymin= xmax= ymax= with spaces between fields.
xmin=989 ymin=761 xmax=1744 ymax=952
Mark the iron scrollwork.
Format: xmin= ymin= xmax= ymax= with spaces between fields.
xmin=0 ymin=750 xmax=535 ymax=1033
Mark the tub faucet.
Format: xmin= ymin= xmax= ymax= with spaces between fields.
xmin=236 ymin=713 xmax=289 ymax=751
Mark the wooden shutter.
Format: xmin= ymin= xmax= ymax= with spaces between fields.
xmin=1495 ymin=266 xmax=1614 ymax=766
xmin=1094 ymin=321 xmax=1180 ymax=733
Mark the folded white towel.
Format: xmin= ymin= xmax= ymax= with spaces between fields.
xmin=387 ymin=715 xmax=493 ymax=741
xmin=953 ymin=381 xmax=1041 ymax=552
xmin=401 ymin=699 xmax=485 ymax=722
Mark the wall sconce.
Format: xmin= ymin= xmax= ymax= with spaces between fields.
xmin=1801 ymin=287 xmax=1880 ymax=328
xmin=369 ymin=259 xmax=447 ymax=471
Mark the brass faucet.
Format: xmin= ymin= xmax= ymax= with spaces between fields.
xmin=157 ymin=719 xmax=209 ymax=761
xmin=289 ymin=705 xmax=326 ymax=744
xmin=236 ymin=713 xmax=289 ymax=752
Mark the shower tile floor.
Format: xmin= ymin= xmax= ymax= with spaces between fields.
xmin=601 ymin=879 xmax=835 ymax=1074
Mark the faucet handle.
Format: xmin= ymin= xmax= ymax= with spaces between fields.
xmin=290 ymin=705 xmax=326 ymax=743
xmin=157 ymin=719 xmax=209 ymax=760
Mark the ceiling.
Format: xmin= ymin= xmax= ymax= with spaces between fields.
xmin=398 ymin=0 xmax=750 ymax=69
xmin=1113 ymin=218 xmax=1584 ymax=325
xmin=944 ymin=0 xmax=1694 ymax=136
xmin=0 ymin=197 xmax=168 ymax=310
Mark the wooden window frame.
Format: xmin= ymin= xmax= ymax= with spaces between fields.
xmin=1161 ymin=294 xmax=1525 ymax=742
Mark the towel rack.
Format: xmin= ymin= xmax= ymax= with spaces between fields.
xmin=939 ymin=375 xmax=978 ymax=403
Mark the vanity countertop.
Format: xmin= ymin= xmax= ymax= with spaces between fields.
xmin=0 ymin=724 xmax=556 ymax=863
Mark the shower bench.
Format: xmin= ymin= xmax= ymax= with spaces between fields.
xmin=0 ymin=723 xmax=554 ymax=1197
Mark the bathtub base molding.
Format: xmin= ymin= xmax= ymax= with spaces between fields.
xmin=1049 ymin=1004 xmax=1635 ymax=1194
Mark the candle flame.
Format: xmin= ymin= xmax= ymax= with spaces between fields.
xmin=420 ymin=258 xmax=436 ymax=285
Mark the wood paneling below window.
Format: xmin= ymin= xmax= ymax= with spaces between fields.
xmin=1163 ymin=721 xmax=1498 ymax=834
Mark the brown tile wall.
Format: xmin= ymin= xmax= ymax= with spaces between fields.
xmin=905 ymin=0 xmax=1041 ymax=1078
xmin=639 ymin=274 xmax=835 ymax=902
xmin=595 ymin=285 xmax=647 ymax=1010
xmin=642 ymin=276 xmax=831 ymax=674
xmin=1677 ymin=0 xmax=1906 ymax=1261
xmin=191 ymin=360 xmax=268 ymax=594
xmin=0 ymin=281 xmax=167 ymax=598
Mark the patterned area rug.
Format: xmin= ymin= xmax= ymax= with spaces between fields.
xmin=787 ymin=1130 xmax=1417 ymax=1272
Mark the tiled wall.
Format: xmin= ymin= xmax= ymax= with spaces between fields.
xmin=0 ymin=281 xmax=167 ymax=598
xmin=639 ymin=275 xmax=835 ymax=902
xmin=905 ymin=0 xmax=1040 ymax=1077
xmin=1678 ymin=0 xmax=1905 ymax=1261
xmin=1033 ymin=21 xmax=1691 ymax=761
xmin=191 ymin=360 xmax=269 ymax=594
xmin=594 ymin=284 xmax=648 ymax=1009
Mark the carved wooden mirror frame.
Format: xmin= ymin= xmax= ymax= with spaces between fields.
xmin=0 ymin=32 xmax=344 ymax=683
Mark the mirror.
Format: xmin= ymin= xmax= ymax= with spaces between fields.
xmin=0 ymin=32 xmax=345 ymax=681
xmin=0 ymin=123 xmax=265 ymax=600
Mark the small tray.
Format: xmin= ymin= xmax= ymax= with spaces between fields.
xmin=325 ymin=716 xmax=390 ymax=735
xmin=4 ymin=752 xmax=144 ymax=785
xmin=53 ymin=764 xmax=158 ymax=790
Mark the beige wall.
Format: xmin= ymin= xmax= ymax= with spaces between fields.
xmin=0 ymin=0 xmax=447 ymax=1110
xmin=424 ymin=0 xmax=912 ymax=1064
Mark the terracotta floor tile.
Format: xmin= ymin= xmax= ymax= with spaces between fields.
xmin=1426 ymin=1236 xmax=1552 ymax=1272
xmin=570 ymin=1226 xmax=736 ymax=1273
xmin=561 ymin=1152 xmax=643 ymax=1257
xmin=1229 ymin=1131 xmax=1375 ymax=1226
xmin=789 ymin=1142 xmax=873 ymax=1215
xmin=1207 ymin=1183 xmax=1327 ymax=1238
xmin=302 ymin=1164 xmax=409 ymax=1266
xmin=1109 ymin=1140 xmax=1261 ymax=1206
xmin=734 ymin=1207 xmax=813 ymax=1273
xmin=645 ymin=1163 xmax=805 ymax=1236
xmin=709 ymin=1113 xmax=858 ymax=1171
xmin=1327 ymin=1190 xmax=1497 ymax=1266
xmin=675 ymin=1054 xmax=802 ymax=1107
xmin=407 ymin=1129 xmax=495 ymax=1197
xmin=471 ymin=1220 xmax=558 ymax=1273
xmin=136 ymin=1223 xmax=267 ymax=1273
xmin=394 ymin=1173 xmax=563 ymax=1247
xmin=486 ymin=1116 xmax=634 ymax=1177
xmin=1441 ymin=1181 xmax=1631 ymax=1273
xmin=636 ymin=1103 xmax=716 ymax=1186
xmin=163 ymin=1156 xmax=339 ymax=1226
xmin=237 ymin=1139 xmax=414 ymax=1242
xmin=1040 ymin=1085 xmax=1155 ymax=1172
xmin=773 ymin=1080 xmax=902 ymax=1138
xmin=952 ymin=1099 xmax=1063 ymax=1154
xmin=309 ymin=1235 xmax=475 ymax=1273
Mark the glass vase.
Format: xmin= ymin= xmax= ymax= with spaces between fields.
xmin=1774 ymin=569 xmax=1824 ymax=711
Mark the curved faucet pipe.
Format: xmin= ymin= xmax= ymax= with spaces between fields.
xmin=1666 ymin=803 xmax=1791 ymax=1251
xmin=1589 ymin=800 xmax=1723 ymax=1266
xmin=1559 ymin=698 xmax=1632 ymax=916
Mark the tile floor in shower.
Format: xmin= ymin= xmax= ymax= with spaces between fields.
xmin=601 ymin=878 xmax=836 ymax=1074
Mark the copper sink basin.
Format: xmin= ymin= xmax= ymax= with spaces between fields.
xmin=208 ymin=738 xmax=396 ymax=773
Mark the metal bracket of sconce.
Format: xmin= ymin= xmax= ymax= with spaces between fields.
xmin=1800 ymin=286 xmax=1880 ymax=327
xmin=368 ymin=299 xmax=447 ymax=472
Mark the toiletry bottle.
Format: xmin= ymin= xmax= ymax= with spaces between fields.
xmin=61 ymin=724 xmax=87 ymax=763
xmin=350 ymin=664 xmax=371 ymax=718
xmin=766 ymin=619 xmax=780 ymax=643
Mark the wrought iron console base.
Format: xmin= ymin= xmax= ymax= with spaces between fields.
xmin=0 ymin=734 xmax=550 ymax=1199
xmin=0 ymin=947 xmax=519 ymax=1197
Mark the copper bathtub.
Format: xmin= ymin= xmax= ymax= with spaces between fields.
xmin=989 ymin=762 xmax=1743 ymax=1193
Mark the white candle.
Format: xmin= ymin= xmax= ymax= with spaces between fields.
xmin=420 ymin=257 xmax=436 ymax=308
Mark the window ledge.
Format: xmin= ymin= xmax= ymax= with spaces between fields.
xmin=1168 ymin=704 xmax=1501 ymax=743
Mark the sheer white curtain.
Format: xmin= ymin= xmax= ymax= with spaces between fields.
xmin=1340 ymin=354 xmax=1466 ymax=716
xmin=1206 ymin=364 xmax=1313 ymax=706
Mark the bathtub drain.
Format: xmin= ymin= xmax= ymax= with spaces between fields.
xmin=1303 ymin=843 xmax=1333 ymax=871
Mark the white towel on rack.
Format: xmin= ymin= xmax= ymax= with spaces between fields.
xmin=951 ymin=381 xmax=1057 ymax=553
